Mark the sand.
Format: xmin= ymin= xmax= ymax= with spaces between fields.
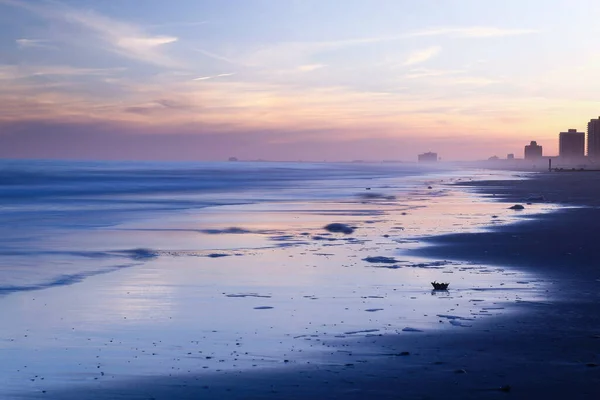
xmin=6 ymin=171 xmax=600 ymax=399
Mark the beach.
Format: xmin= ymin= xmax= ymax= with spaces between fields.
xmin=3 ymin=1 xmax=600 ymax=398
xmin=407 ymin=172 xmax=600 ymax=399
xmin=1 ymin=162 xmax=598 ymax=399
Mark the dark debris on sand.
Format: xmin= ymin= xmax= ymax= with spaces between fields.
xmin=323 ymin=223 xmax=355 ymax=234
xmin=362 ymin=256 xmax=398 ymax=264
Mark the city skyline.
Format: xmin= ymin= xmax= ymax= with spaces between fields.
xmin=1 ymin=0 xmax=600 ymax=161
xmin=516 ymin=114 xmax=600 ymax=162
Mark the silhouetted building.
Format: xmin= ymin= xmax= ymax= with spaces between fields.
xmin=559 ymin=129 xmax=585 ymax=161
xmin=418 ymin=152 xmax=438 ymax=162
xmin=588 ymin=117 xmax=600 ymax=158
xmin=524 ymin=141 xmax=543 ymax=160
xmin=507 ymin=153 xmax=515 ymax=160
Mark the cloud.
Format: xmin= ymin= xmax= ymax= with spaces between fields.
xmin=1 ymin=66 xmax=595 ymax=163
xmin=116 ymin=36 xmax=177 ymax=49
xmin=1 ymin=0 xmax=181 ymax=67
xmin=207 ymin=26 xmax=530 ymax=72
xmin=0 ymin=64 xmax=124 ymax=80
xmin=61 ymin=8 xmax=180 ymax=67
xmin=403 ymin=47 xmax=441 ymax=66
xmin=408 ymin=26 xmax=539 ymax=38
xmin=16 ymin=38 xmax=54 ymax=49
xmin=192 ymin=73 xmax=235 ymax=81
xmin=195 ymin=27 xmax=536 ymax=73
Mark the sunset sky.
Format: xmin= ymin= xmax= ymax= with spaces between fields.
xmin=1 ymin=0 xmax=600 ymax=161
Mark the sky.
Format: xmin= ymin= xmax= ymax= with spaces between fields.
xmin=1 ymin=0 xmax=600 ymax=162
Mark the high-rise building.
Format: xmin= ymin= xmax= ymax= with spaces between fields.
xmin=588 ymin=117 xmax=600 ymax=158
xmin=524 ymin=141 xmax=543 ymax=160
xmin=418 ymin=152 xmax=438 ymax=162
xmin=559 ymin=129 xmax=585 ymax=160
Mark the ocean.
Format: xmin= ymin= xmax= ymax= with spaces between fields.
xmin=0 ymin=160 xmax=556 ymax=398
xmin=0 ymin=159 xmax=454 ymax=291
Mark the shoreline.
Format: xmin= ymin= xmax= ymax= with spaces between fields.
xmin=6 ymin=169 xmax=600 ymax=399
xmin=407 ymin=170 xmax=600 ymax=397
xmin=414 ymin=171 xmax=600 ymax=281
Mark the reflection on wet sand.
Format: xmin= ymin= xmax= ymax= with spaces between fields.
xmin=0 ymin=171 xmax=558 ymax=398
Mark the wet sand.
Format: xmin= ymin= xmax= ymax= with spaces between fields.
xmin=6 ymin=171 xmax=600 ymax=399
xmin=407 ymin=171 xmax=600 ymax=399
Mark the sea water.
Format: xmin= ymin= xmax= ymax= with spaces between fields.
xmin=0 ymin=160 xmax=432 ymax=289
xmin=0 ymin=160 xmax=556 ymax=397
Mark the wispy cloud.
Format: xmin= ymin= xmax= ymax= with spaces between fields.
xmin=192 ymin=73 xmax=236 ymax=81
xmin=0 ymin=64 xmax=124 ymax=80
xmin=1 ymin=0 xmax=181 ymax=67
xmin=203 ymin=26 xmax=536 ymax=71
xmin=408 ymin=26 xmax=539 ymax=38
xmin=16 ymin=38 xmax=54 ymax=49
xmin=61 ymin=8 xmax=180 ymax=67
xmin=0 ymin=65 xmax=593 ymax=161
xmin=403 ymin=47 xmax=441 ymax=66
xmin=116 ymin=36 xmax=177 ymax=49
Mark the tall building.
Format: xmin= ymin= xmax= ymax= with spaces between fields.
xmin=559 ymin=129 xmax=585 ymax=160
xmin=588 ymin=117 xmax=600 ymax=158
xmin=418 ymin=152 xmax=438 ymax=162
xmin=524 ymin=141 xmax=543 ymax=160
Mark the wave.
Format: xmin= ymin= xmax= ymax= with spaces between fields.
xmin=0 ymin=263 xmax=137 ymax=295
xmin=0 ymin=160 xmax=451 ymax=296
xmin=0 ymin=248 xmax=159 ymax=261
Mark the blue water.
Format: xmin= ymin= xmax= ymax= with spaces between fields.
xmin=0 ymin=159 xmax=444 ymax=293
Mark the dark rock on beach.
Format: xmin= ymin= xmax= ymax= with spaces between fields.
xmin=362 ymin=256 xmax=398 ymax=264
xmin=323 ymin=223 xmax=355 ymax=234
